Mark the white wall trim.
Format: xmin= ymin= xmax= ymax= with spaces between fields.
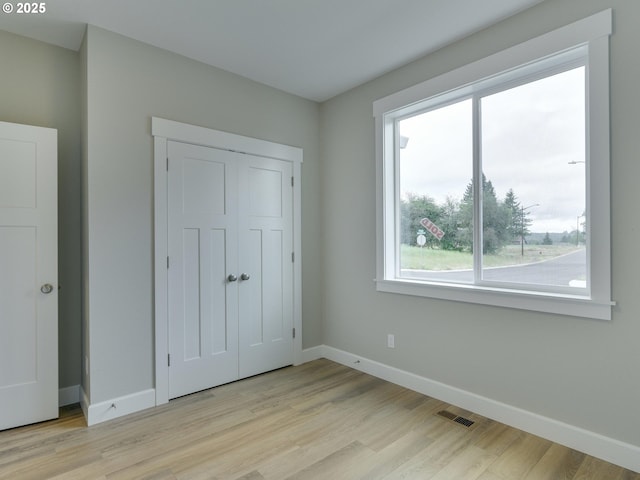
xmin=308 ymin=345 xmax=640 ymax=474
xmin=83 ymin=389 xmax=156 ymax=427
xmin=373 ymin=9 xmax=613 ymax=320
xmin=301 ymin=345 xmax=324 ymax=363
xmin=152 ymin=117 xmax=303 ymax=404
xmin=59 ymin=385 xmax=80 ymax=407
xmin=80 ymin=385 xmax=89 ymax=422
xmin=152 ymin=117 xmax=303 ymax=164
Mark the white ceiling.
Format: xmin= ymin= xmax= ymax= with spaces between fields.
xmin=0 ymin=0 xmax=544 ymax=101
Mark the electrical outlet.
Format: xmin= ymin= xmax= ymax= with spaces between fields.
xmin=387 ymin=334 xmax=395 ymax=348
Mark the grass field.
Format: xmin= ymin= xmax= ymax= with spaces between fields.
xmin=401 ymin=243 xmax=584 ymax=271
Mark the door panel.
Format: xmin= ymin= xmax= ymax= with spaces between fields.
xmin=263 ymin=229 xmax=285 ymax=342
xmin=0 ymin=138 xmax=36 ymax=208
xmin=209 ymin=229 xmax=229 ymax=354
xmin=248 ymin=167 xmax=283 ymax=218
xmin=239 ymin=158 xmax=293 ymax=378
xmin=244 ymin=229 xmax=264 ymax=347
xmin=0 ymin=121 xmax=57 ymax=431
xmin=182 ymin=228 xmax=201 ymax=360
xmin=182 ymin=157 xmax=226 ymax=217
xmin=168 ymin=142 xmax=238 ymax=399
xmin=0 ymin=227 xmax=37 ymax=386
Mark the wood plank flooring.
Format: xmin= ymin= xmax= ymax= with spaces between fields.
xmin=0 ymin=359 xmax=637 ymax=479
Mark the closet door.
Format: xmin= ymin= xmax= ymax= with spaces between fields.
xmin=167 ymin=141 xmax=294 ymax=399
xmin=167 ymin=141 xmax=239 ymax=399
xmin=238 ymin=156 xmax=294 ymax=378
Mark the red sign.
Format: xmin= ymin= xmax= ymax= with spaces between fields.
xmin=420 ymin=217 xmax=444 ymax=240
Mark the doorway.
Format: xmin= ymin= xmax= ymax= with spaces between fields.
xmin=152 ymin=118 xmax=303 ymax=404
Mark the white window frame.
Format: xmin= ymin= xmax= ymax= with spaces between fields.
xmin=374 ymin=10 xmax=614 ymax=320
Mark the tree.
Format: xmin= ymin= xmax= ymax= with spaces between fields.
xmin=503 ymin=189 xmax=521 ymax=242
xmin=439 ymin=196 xmax=463 ymax=251
xmin=400 ymin=177 xmax=529 ymax=255
xmin=399 ymin=193 xmax=441 ymax=247
xmin=459 ymin=174 xmax=509 ymax=254
xmin=458 ymin=181 xmax=474 ymax=251
xmin=542 ymin=232 xmax=553 ymax=245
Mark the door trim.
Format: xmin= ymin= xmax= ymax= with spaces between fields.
xmin=152 ymin=117 xmax=303 ymax=406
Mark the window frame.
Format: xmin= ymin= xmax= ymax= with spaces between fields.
xmin=374 ymin=10 xmax=613 ymax=320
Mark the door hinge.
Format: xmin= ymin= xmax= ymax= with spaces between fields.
xmin=166 ymin=157 xmax=169 ymax=171
xmin=292 ymin=328 xmax=296 ymax=339
xmin=291 ymin=176 xmax=294 ymax=187
xmin=168 ymin=353 xmax=171 ymax=367
xmin=167 ymin=256 xmax=169 ymax=269
xmin=291 ymin=252 xmax=295 ymax=263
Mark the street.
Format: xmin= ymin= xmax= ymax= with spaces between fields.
xmin=401 ymin=248 xmax=586 ymax=287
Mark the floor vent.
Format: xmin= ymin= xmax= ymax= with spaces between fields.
xmin=436 ymin=410 xmax=475 ymax=428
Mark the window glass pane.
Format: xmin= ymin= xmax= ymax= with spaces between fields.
xmin=398 ymin=99 xmax=473 ymax=283
xmin=480 ymin=66 xmax=586 ymax=288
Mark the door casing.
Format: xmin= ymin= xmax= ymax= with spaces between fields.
xmin=152 ymin=117 xmax=303 ymax=406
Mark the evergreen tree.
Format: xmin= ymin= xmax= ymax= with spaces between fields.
xmin=458 ymin=181 xmax=474 ymax=251
xmin=459 ymin=174 xmax=509 ymax=254
xmin=503 ymin=189 xmax=521 ymax=242
xmin=439 ymin=196 xmax=462 ymax=251
xmin=542 ymin=232 xmax=553 ymax=245
xmin=400 ymin=176 xmax=531 ymax=255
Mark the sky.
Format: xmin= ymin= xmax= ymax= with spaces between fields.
xmin=399 ymin=66 xmax=586 ymax=234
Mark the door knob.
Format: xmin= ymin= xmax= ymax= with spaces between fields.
xmin=227 ymin=274 xmax=238 ymax=282
xmin=240 ymin=273 xmax=250 ymax=281
xmin=40 ymin=284 xmax=54 ymax=294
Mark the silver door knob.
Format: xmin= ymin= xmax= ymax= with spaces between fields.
xmin=240 ymin=273 xmax=250 ymax=281
xmin=227 ymin=274 xmax=238 ymax=282
xmin=40 ymin=284 xmax=54 ymax=294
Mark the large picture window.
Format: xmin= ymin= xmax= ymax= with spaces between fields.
xmin=374 ymin=10 xmax=613 ymax=319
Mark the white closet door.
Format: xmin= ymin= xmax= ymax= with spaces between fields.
xmin=167 ymin=141 xmax=239 ymax=399
xmin=167 ymin=141 xmax=294 ymax=399
xmin=238 ymin=156 xmax=293 ymax=378
xmin=0 ymin=121 xmax=58 ymax=430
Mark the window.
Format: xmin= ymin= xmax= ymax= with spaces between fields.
xmin=374 ymin=10 xmax=613 ymax=320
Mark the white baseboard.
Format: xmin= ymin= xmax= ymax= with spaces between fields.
xmin=83 ymin=388 xmax=156 ymax=426
xmin=59 ymin=385 xmax=80 ymax=407
xmin=80 ymin=385 xmax=89 ymax=422
xmin=301 ymin=345 xmax=324 ymax=363
xmin=303 ymin=345 xmax=640 ymax=474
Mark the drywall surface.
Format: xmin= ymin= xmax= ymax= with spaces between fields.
xmin=320 ymin=0 xmax=640 ymax=447
xmin=0 ymin=30 xmax=82 ymax=391
xmin=83 ymin=26 xmax=321 ymax=403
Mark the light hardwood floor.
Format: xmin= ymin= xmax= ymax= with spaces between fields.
xmin=0 ymin=359 xmax=637 ymax=479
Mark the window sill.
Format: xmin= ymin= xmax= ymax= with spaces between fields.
xmin=375 ymin=278 xmax=613 ymax=321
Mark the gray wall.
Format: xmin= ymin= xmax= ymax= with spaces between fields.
xmin=320 ymin=0 xmax=640 ymax=447
xmin=0 ymin=30 xmax=82 ymax=390
xmin=83 ymin=26 xmax=322 ymax=402
xmin=2 ymin=0 xmax=638 ymax=453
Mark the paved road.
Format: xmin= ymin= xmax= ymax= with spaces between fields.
xmin=401 ymin=249 xmax=586 ymax=287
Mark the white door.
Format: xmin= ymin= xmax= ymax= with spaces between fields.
xmin=0 ymin=121 xmax=58 ymax=430
xmin=167 ymin=141 xmax=239 ymax=398
xmin=167 ymin=141 xmax=293 ymax=399
xmin=238 ymin=156 xmax=293 ymax=378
